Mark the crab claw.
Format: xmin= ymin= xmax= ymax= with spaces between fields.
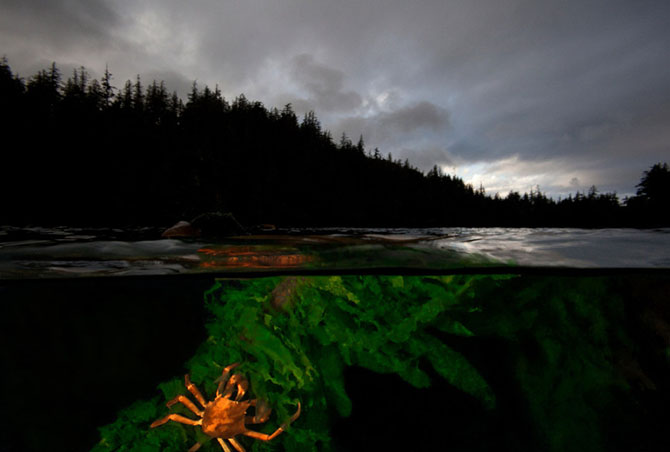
xmin=214 ymin=362 xmax=241 ymax=385
xmin=215 ymin=362 xmax=241 ymax=397
xmin=279 ymin=401 xmax=301 ymax=429
xmin=290 ymin=401 xmax=301 ymax=424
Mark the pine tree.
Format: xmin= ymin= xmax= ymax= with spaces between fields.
xmin=101 ymin=65 xmax=114 ymax=107
xmin=356 ymin=135 xmax=365 ymax=154
xmin=133 ymin=74 xmax=144 ymax=112
xmin=118 ymin=80 xmax=133 ymax=110
xmin=302 ymin=110 xmax=321 ymax=133
xmin=188 ymin=80 xmax=199 ymax=103
xmin=636 ymin=162 xmax=670 ymax=203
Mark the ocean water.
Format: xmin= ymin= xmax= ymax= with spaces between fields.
xmin=1 ymin=227 xmax=669 ymax=451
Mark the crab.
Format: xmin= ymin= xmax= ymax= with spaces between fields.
xmin=150 ymin=363 xmax=301 ymax=452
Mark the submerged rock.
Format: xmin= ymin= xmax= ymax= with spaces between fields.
xmin=162 ymin=212 xmax=247 ymax=238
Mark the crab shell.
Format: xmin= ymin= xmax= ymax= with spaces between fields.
xmin=201 ymin=398 xmax=252 ymax=438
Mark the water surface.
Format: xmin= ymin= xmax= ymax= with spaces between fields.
xmin=1 ymin=226 xmax=669 ymax=452
xmin=1 ymin=226 xmax=668 ymax=278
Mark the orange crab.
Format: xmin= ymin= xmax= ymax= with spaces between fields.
xmin=150 ymin=363 xmax=301 ymax=452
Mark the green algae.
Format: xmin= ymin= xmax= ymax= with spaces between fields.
xmin=93 ymin=274 xmax=641 ymax=452
xmin=463 ymin=276 xmax=634 ymax=451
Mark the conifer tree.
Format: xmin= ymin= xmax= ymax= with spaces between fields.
xmin=356 ymin=135 xmax=365 ymax=154
xmin=101 ymin=65 xmax=114 ymax=107
xmin=133 ymin=75 xmax=144 ymax=112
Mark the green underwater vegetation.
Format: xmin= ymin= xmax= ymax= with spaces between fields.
xmin=93 ymin=274 xmax=649 ymax=451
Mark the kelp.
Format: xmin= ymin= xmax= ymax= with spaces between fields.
xmin=93 ymin=274 xmax=639 ymax=452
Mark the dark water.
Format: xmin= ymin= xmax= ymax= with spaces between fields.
xmin=1 ymin=229 xmax=669 ymax=451
xmin=0 ymin=276 xmax=210 ymax=452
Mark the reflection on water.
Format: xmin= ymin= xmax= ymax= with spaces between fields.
xmin=431 ymin=228 xmax=670 ymax=267
xmin=198 ymin=246 xmax=313 ymax=269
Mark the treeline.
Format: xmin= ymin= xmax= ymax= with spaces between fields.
xmin=0 ymin=58 xmax=668 ymax=228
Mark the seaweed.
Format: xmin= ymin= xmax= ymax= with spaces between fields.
xmin=462 ymin=275 xmax=634 ymax=451
xmin=93 ymin=274 xmax=639 ymax=451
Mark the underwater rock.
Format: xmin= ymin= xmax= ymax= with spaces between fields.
xmin=161 ymin=220 xmax=198 ymax=238
xmin=255 ymin=223 xmax=277 ymax=232
xmin=268 ymin=276 xmax=307 ymax=311
xmin=162 ymin=212 xmax=247 ymax=238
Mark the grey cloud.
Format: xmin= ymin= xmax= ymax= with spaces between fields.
xmin=0 ymin=0 xmax=119 ymax=50
xmin=334 ymin=100 xmax=449 ymax=144
xmin=142 ymin=70 xmax=193 ymax=99
xmin=289 ymin=54 xmax=362 ymax=113
xmin=2 ymin=0 xmax=118 ymax=24
xmin=400 ymin=146 xmax=455 ymax=171
xmin=329 ymin=100 xmax=451 ymax=171
xmin=397 ymin=0 xmax=670 ymax=178
xmin=270 ymin=95 xmax=316 ymax=118
xmin=379 ymin=101 xmax=449 ymax=135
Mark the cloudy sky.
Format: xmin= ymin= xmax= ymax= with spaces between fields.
xmin=2 ymin=0 xmax=669 ymax=198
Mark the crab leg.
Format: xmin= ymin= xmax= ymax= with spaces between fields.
xmin=228 ymin=437 xmax=246 ymax=452
xmin=166 ymin=395 xmax=204 ymax=417
xmin=149 ymin=413 xmax=202 ymax=429
xmin=216 ymin=363 xmax=240 ymax=397
xmin=185 ymin=374 xmax=208 ymax=409
xmin=242 ymin=402 xmax=301 ymax=442
xmin=216 ymin=438 xmax=233 ymax=452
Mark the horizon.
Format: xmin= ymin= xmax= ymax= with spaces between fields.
xmin=1 ymin=56 xmax=661 ymax=203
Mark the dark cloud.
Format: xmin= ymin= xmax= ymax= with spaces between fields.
xmin=1 ymin=0 xmax=669 ymax=196
xmin=325 ymin=100 xmax=451 ymax=172
xmin=2 ymin=0 xmax=118 ymax=26
xmin=378 ymin=101 xmax=449 ymax=135
xmin=0 ymin=0 xmax=119 ymax=53
xmin=333 ymin=101 xmax=449 ymax=147
xmin=288 ymin=54 xmax=362 ymax=113
xmin=400 ymin=146 xmax=455 ymax=170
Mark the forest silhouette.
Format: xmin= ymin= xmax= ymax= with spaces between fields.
xmin=1 ymin=59 xmax=668 ymax=229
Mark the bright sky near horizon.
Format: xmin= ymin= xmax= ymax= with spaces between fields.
xmin=2 ymin=0 xmax=669 ymax=198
